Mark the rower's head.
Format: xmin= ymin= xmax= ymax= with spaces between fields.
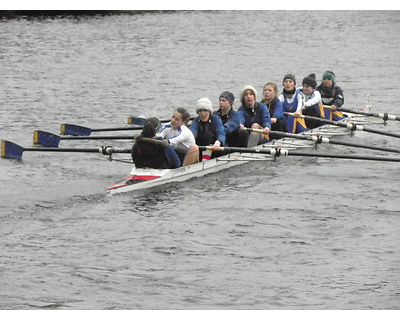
xmin=302 ymin=73 xmax=317 ymax=95
xmin=240 ymin=85 xmax=257 ymax=108
xmin=263 ymin=82 xmax=278 ymax=101
xmin=171 ymin=107 xmax=190 ymax=130
xmin=283 ymin=74 xmax=296 ymax=91
xmin=219 ymin=91 xmax=234 ymax=106
xmin=141 ymin=117 xmax=160 ymax=138
xmin=322 ymin=71 xmax=335 ymax=88
xmin=196 ymin=97 xmax=213 ymax=122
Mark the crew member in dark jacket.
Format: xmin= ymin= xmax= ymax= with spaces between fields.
xmin=237 ymin=85 xmax=271 ymax=148
xmin=131 ymin=117 xmax=180 ymax=169
xmin=316 ymin=71 xmax=346 ymax=121
xmin=214 ymin=91 xmax=247 ymax=147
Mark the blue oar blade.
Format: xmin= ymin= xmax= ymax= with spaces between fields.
xmin=60 ymin=124 xmax=92 ymax=136
xmin=33 ymin=130 xmax=61 ymax=147
xmin=127 ymin=117 xmax=146 ymax=125
xmin=1 ymin=140 xmax=24 ymax=160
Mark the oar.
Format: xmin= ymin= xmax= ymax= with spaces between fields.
xmin=34 ymin=130 xmax=137 ymax=147
xmin=127 ymin=116 xmax=169 ymax=125
xmin=60 ymin=123 xmax=143 ymax=136
xmin=1 ymin=140 xmax=131 ymax=161
xmin=245 ymin=128 xmax=400 ymax=154
xmin=323 ymin=105 xmax=400 ymax=123
xmin=199 ymin=146 xmax=400 ymax=162
xmin=285 ymin=112 xmax=400 ymax=139
xmin=127 ymin=116 xmax=195 ymax=125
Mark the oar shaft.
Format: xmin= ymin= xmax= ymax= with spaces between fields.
xmin=285 ymin=112 xmax=400 ymax=139
xmin=1 ymin=140 xmax=132 ymax=160
xmin=91 ymin=127 xmax=143 ymax=132
xmin=324 ymin=105 xmax=400 ymax=121
xmin=199 ymin=146 xmax=400 ymax=162
xmin=245 ymin=128 xmax=400 ymax=154
xmin=61 ymin=135 xmax=136 ymax=140
xmin=23 ymin=146 xmax=131 ymax=154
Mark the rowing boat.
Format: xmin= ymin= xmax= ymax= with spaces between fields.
xmin=107 ymin=114 xmax=360 ymax=195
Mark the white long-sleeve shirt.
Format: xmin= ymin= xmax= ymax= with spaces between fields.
xmin=302 ymin=89 xmax=322 ymax=108
xmin=157 ymin=123 xmax=195 ymax=154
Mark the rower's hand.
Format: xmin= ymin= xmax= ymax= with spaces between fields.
xmin=212 ymin=141 xmax=221 ymax=151
xmin=271 ymin=118 xmax=277 ymax=123
xmin=240 ymin=123 xmax=245 ymax=130
xmin=294 ymin=110 xmax=301 ymax=118
xmin=263 ymin=127 xmax=271 ymax=134
xmin=331 ymin=105 xmax=337 ymax=111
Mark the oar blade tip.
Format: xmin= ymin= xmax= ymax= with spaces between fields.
xmin=60 ymin=124 xmax=92 ymax=136
xmin=1 ymin=140 xmax=24 ymax=160
xmin=127 ymin=116 xmax=146 ymax=125
xmin=33 ymin=130 xmax=60 ymax=147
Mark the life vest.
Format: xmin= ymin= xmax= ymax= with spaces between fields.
xmin=281 ymin=92 xmax=307 ymax=133
xmin=281 ymin=92 xmax=299 ymax=113
xmin=132 ymin=136 xmax=171 ymax=169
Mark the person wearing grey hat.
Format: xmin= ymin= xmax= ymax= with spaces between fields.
xmin=300 ymin=73 xmax=324 ymax=129
xmin=316 ymin=71 xmax=346 ymax=121
xmin=237 ymin=85 xmax=272 ymax=148
xmin=190 ymin=97 xmax=226 ymax=161
xmin=283 ymin=74 xmax=296 ymax=86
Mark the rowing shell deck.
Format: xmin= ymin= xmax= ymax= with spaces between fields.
xmin=107 ymin=117 xmax=358 ymax=195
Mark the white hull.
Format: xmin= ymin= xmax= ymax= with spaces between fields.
xmin=107 ymin=119 xmax=356 ymax=195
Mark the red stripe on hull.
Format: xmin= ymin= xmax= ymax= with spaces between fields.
xmin=107 ymin=174 xmax=161 ymax=190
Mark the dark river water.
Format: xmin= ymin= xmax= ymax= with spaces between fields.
xmin=0 ymin=10 xmax=399 ymax=310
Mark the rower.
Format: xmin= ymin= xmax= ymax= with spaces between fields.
xmin=213 ymin=91 xmax=248 ymax=148
xmin=299 ymin=73 xmax=324 ymax=129
xmin=278 ymin=74 xmax=308 ymax=133
xmin=316 ymin=71 xmax=347 ymax=121
xmin=131 ymin=117 xmax=180 ymax=169
xmin=261 ymin=82 xmax=288 ymax=139
xmin=190 ymin=97 xmax=226 ymax=161
xmin=237 ymin=85 xmax=271 ymax=148
xmin=157 ymin=108 xmax=199 ymax=166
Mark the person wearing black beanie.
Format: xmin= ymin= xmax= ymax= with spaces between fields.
xmin=302 ymin=73 xmax=317 ymax=89
xmin=300 ymin=73 xmax=324 ymax=129
xmin=278 ymin=74 xmax=308 ymax=133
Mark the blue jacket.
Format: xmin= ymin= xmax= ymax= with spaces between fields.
xmin=237 ymin=101 xmax=271 ymax=128
xmin=190 ymin=113 xmax=226 ymax=145
xmin=261 ymin=98 xmax=285 ymax=120
xmin=213 ymin=108 xmax=241 ymax=136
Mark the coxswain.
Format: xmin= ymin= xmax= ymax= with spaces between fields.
xmin=131 ymin=117 xmax=180 ymax=169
